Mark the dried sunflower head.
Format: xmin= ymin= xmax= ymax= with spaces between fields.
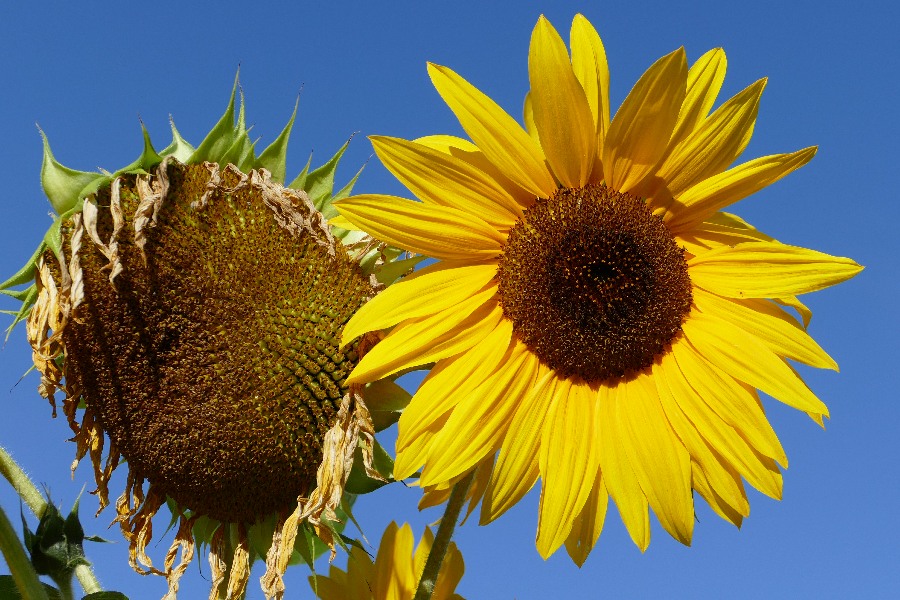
xmin=1 ymin=76 xmax=416 ymax=600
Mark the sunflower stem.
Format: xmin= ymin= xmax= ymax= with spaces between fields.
xmin=413 ymin=470 xmax=475 ymax=600
xmin=0 ymin=445 xmax=103 ymax=595
xmin=0 ymin=445 xmax=47 ymax=517
xmin=0 ymin=503 xmax=49 ymax=600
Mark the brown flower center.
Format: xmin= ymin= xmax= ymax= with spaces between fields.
xmin=496 ymin=184 xmax=692 ymax=383
xmin=60 ymin=162 xmax=375 ymax=523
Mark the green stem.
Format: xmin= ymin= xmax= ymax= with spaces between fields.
xmin=0 ymin=446 xmax=47 ymax=518
xmin=52 ymin=575 xmax=74 ymax=600
xmin=413 ymin=470 xmax=476 ymax=600
xmin=0 ymin=445 xmax=103 ymax=595
xmin=0 ymin=504 xmax=49 ymax=600
xmin=73 ymin=564 xmax=102 ymax=595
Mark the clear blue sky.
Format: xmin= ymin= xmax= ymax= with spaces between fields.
xmin=1 ymin=1 xmax=896 ymax=598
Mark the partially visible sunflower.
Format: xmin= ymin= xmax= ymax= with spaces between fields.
xmin=334 ymin=14 xmax=863 ymax=563
xmin=310 ymin=521 xmax=464 ymax=600
xmin=1 ymin=77 xmax=414 ymax=599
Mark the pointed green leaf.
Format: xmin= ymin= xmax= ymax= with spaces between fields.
xmin=331 ymin=162 xmax=364 ymax=203
xmin=112 ymin=122 xmax=162 ymax=176
xmin=302 ymin=140 xmax=350 ymax=211
xmin=39 ymin=128 xmax=106 ymax=215
xmin=82 ymin=592 xmax=130 ymax=600
xmin=256 ymin=97 xmax=298 ymax=183
xmin=160 ymin=117 xmax=195 ymax=161
xmin=188 ymin=72 xmax=240 ymax=164
xmin=5 ymin=286 xmax=37 ymax=340
xmin=1 ymin=242 xmax=46 ymax=290
xmin=344 ymin=440 xmax=395 ymax=494
xmin=288 ymin=153 xmax=313 ymax=190
xmin=372 ymin=254 xmax=424 ymax=285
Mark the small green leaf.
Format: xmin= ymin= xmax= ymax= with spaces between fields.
xmin=344 ymin=440 xmax=395 ymax=494
xmin=81 ymin=592 xmax=130 ymax=600
xmin=256 ymin=97 xmax=298 ymax=184
xmin=289 ymin=139 xmax=350 ymax=212
xmin=189 ymin=71 xmax=240 ymax=165
xmin=160 ymin=117 xmax=196 ymax=162
xmin=39 ymin=128 xmax=107 ymax=215
xmin=4 ymin=285 xmax=37 ymax=340
xmin=112 ymin=122 xmax=162 ymax=176
xmin=0 ymin=242 xmax=46 ymax=291
xmin=373 ymin=255 xmax=424 ymax=286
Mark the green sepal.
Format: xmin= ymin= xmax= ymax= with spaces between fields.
xmin=159 ymin=117 xmax=195 ymax=162
xmin=39 ymin=129 xmax=108 ymax=215
xmin=218 ymin=91 xmax=259 ymax=172
xmin=4 ymin=285 xmax=37 ymax=340
xmin=362 ymin=379 xmax=412 ymax=431
xmin=111 ymin=122 xmax=162 ymax=177
xmin=0 ymin=575 xmax=62 ymax=600
xmin=0 ymin=242 xmax=47 ymax=291
xmin=188 ymin=72 xmax=241 ymax=165
xmin=289 ymin=139 xmax=351 ymax=216
xmin=20 ymin=493 xmax=91 ymax=582
xmin=256 ymin=97 xmax=298 ymax=184
xmin=372 ymin=254 xmax=423 ymax=286
xmin=344 ymin=439 xmax=395 ymax=495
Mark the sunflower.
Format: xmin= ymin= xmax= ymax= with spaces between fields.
xmin=1 ymin=78 xmax=412 ymax=599
xmin=310 ymin=521 xmax=464 ymax=600
xmin=334 ymin=14 xmax=863 ymax=563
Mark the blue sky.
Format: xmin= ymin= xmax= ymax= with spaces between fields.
xmin=1 ymin=1 xmax=897 ymax=598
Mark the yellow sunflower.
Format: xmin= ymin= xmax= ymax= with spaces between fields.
xmin=334 ymin=13 xmax=863 ymax=563
xmin=310 ymin=521 xmax=464 ymax=600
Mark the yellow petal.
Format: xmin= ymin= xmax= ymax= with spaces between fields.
xmin=775 ymin=295 xmax=813 ymax=329
xmin=536 ymin=378 xmax=601 ymax=558
xmin=690 ymin=459 xmax=745 ymax=527
xmin=370 ymin=135 xmax=523 ymax=226
xmin=570 ymin=13 xmax=610 ymax=178
xmin=415 ymin=134 xmax=535 ymax=209
xmin=656 ymin=78 xmax=766 ymax=199
xmin=398 ymin=319 xmax=514 ymax=451
xmin=523 ymin=91 xmax=541 ymax=145
xmin=428 ymin=62 xmax=556 ymax=197
xmin=664 ymin=341 xmax=784 ymax=499
xmin=598 ymin=381 xmax=650 ymax=550
xmin=529 ymin=15 xmax=596 ymax=188
xmin=667 ymin=147 xmax=817 ymax=232
xmin=342 ymin=261 xmax=498 ymax=346
xmin=348 ymin=286 xmax=502 ymax=384
xmin=684 ymin=312 xmax=831 ymax=416
xmin=414 ymin=134 xmax=479 ymax=153
xmin=672 ymin=328 xmax=788 ymax=463
xmin=655 ymin=352 xmax=749 ymax=519
xmin=602 ymin=47 xmax=687 ymax=194
xmin=344 ymin=546 xmax=375 ymax=599
xmin=692 ymin=288 xmax=837 ymax=370
xmin=563 ymin=467 xmax=608 ymax=567
xmin=616 ymin=371 xmax=694 ymax=545
xmin=335 ymin=194 xmax=504 ymax=260
xmin=669 ymin=48 xmax=727 ymax=147
xmin=689 ymin=241 xmax=863 ymax=298
xmin=372 ymin=522 xmax=412 ymax=600
xmin=421 ymin=342 xmax=541 ymax=486
xmin=675 ymin=213 xmax=776 ymax=255
xmin=434 ymin=540 xmax=466 ymax=600
xmin=394 ymin=420 xmax=443 ymax=481
xmin=481 ymin=365 xmax=554 ymax=523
